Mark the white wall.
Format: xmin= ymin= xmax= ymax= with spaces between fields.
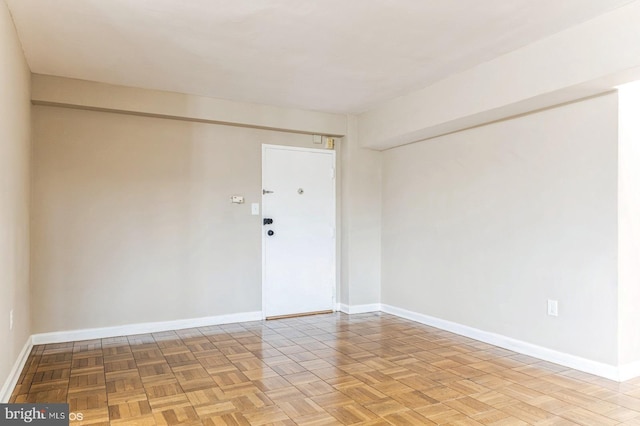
xmin=381 ymin=93 xmax=619 ymax=365
xmin=0 ymin=0 xmax=31 ymax=395
xmin=31 ymin=105 xmax=339 ymax=333
xmin=618 ymin=81 xmax=640 ymax=366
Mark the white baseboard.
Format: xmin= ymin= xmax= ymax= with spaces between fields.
xmin=339 ymin=303 xmax=381 ymax=314
xmin=0 ymin=337 xmax=33 ymax=403
xmin=380 ymin=304 xmax=625 ymax=382
xmin=31 ymin=311 xmax=263 ymax=345
xmin=619 ymin=360 xmax=640 ymax=382
xmin=14 ymin=305 xmax=640 ymax=383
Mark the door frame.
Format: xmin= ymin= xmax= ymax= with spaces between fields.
xmin=261 ymin=144 xmax=337 ymax=319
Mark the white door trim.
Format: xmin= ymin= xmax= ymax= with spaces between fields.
xmin=261 ymin=144 xmax=337 ymax=319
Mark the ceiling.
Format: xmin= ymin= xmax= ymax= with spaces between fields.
xmin=5 ymin=0 xmax=635 ymax=114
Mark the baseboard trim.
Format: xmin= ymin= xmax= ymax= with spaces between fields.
xmin=338 ymin=303 xmax=381 ymax=314
xmin=380 ymin=304 xmax=624 ymax=382
xmin=18 ymin=305 xmax=640 ymax=382
xmin=0 ymin=337 xmax=33 ymax=403
xmin=31 ymin=311 xmax=263 ymax=345
xmin=619 ymin=360 xmax=640 ymax=382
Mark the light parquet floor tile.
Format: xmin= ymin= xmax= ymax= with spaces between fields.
xmin=10 ymin=312 xmax=640 ymax=425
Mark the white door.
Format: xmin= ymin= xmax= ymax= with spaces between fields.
xmin=262 ymin=144 xmax=336 ymax=318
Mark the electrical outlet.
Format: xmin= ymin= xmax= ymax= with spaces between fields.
xmin=9 ymin=309 xmax=14 ymax=331
xmin=547 ymin=300 xmax=558 ymax=317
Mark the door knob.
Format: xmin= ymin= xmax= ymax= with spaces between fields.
xmin=267 ymin=230 xmax=275 ymax=236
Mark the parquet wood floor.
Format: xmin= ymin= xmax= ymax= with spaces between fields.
xmin=10 ymin=312 xmax=640 ymax=425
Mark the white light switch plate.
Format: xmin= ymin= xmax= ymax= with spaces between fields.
xmin=251 ymin=203 xmax=260 ymax=215
xmin=548 ymin=299 xmax=558 ymax=316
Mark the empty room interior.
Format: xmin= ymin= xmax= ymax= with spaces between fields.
xmin=3 ymin=0 xmax=640 ymax=424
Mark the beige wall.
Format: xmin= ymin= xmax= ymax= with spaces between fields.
xmin=15 ymin=16 xmax=638 ymax=380
xmin=32 ymin=74 xmax=347 ymax=137
xmin=31 ymin=105 xmax=339 ymax=333
xmin=0 ymin=0 xmax=31 ymax=396
xmin=31 ymin=83 xmax=626 ymax=370
xmin=381 ymin=93 xmax=619 ymax=365
xmin=340 ymin=115 xmax=381 ymax=306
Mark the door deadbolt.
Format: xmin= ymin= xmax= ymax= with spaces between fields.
xmin=263 ymin=218 xmax=273 ymax=225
